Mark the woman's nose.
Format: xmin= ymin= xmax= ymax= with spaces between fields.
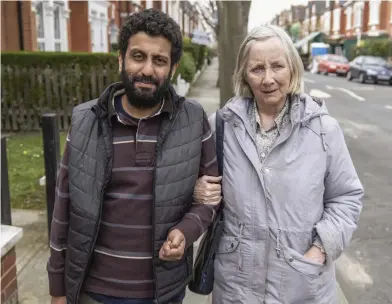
xmin=262 ymin=69 xmax=275 ymax=86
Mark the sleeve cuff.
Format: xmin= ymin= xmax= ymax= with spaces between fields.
xmin=172 ymin=217 xmax=203 ymax=250
xmin=48 ymin=270 xmax=66 ymax=297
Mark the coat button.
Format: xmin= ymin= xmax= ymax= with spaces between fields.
xmin=289 ymin=257 xmax=294 ymax=262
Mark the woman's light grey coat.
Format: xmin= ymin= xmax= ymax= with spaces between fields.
xmin=210 ymin=93 xmax=363 ymax=304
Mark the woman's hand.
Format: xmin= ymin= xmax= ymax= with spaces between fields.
xmin=193 ymin=175 xmax=222 ymax=205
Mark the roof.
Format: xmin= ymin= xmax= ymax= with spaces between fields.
xmin=294 ymin=31 xmax=322 ymax=48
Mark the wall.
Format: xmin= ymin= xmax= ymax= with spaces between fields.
xmin=1 ymin=1 xmax=21 ymax=51
xmin=69 ymin=1 xmax=90 ymax=52
xmin=1 ymin=249 xmax=18 ymax=304
xmin=89 ymin=0 xmax=109 ymax=53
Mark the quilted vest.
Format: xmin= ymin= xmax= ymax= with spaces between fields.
xmin=65 ymin=84 xmax=204 ymax=303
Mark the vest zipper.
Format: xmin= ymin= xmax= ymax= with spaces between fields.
xmin=75 ymin=121 xmax=113 ymax=303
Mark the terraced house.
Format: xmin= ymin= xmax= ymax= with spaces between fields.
xmin=1 ymin=0 xmax=199 ymax=53
xmin=272 ymin=1 xmax=392 ymax=60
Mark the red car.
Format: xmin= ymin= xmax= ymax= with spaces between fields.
xmin=317 ymin=54 xmax=350 ymax=76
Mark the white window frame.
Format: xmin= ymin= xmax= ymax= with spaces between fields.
xmin=53 ymin=3 xmax=62 ymax=51
xmin=34 ymin=1 xmax=46 ymax=51
xmin=354 ymin=2 xmax=364 ymax=29
xmin=368 ymin=0 xmax=381 ymax=26
xmin=390 ymin=4 xmax=392 ymax=23
xmin=345 ymin=6 xmax=352 ymax=30
xmin=145 ymin=0 xmax=153 ymax=9
xmin=33 ymin=0 xmax=69 ymax=52
xmin=333 ymin=8 xmax=340 ymax=32
xmin=324 ymin=11 xmax=331 ymax=33
xmin=390 ymin=3 xmax=392 ymax=23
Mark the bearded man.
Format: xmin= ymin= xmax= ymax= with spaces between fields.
xmin=47 ymin=9 xmax=221 ymax=304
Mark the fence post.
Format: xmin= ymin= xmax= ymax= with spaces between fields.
xmin=41 ymin=113 xmax=60 ymax=243
xmin=1 ymin=135 xmax=12 ymax=226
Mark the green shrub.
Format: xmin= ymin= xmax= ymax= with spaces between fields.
xmin=183 ymin=37 xmax=207 ymax=70
xmin=356 ymin=39 xmax=392 ymax=58
xmin=172 ymin=52 xmax=197 ymax=84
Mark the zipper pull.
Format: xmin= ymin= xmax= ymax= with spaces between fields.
xmin=275 ymin=228 xmax=281 ymax=258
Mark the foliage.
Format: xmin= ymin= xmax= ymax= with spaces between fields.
xmin=1 ymin=40 xmax=203 ymax=132
xmin=355 ymin=39 xmax=392 ymax=59
xmin=172 ymin=52 xmax=197 ymax=84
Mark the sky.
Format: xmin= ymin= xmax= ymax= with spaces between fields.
xmin=248 ymin=0 xmax=308 ymax=31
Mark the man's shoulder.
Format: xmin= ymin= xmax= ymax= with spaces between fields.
xmin=72 ymin=99 xmax=99 ymax=114
xmin=181 ymin=98 xmax=204 ymax=112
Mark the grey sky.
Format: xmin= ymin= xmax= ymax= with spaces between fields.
xmin=248 ymin=0 xmax=308 ymax=31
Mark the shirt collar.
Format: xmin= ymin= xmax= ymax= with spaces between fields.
xmin=110 ymin=88 xmax=174 ymax=120
xmin=250 ymin=97 xmax=290 ymax=133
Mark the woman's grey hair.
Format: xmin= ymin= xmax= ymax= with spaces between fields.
xmin=233 ymin=24 xmax=304 ymax=97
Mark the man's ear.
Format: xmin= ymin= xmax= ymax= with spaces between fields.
xmin=118 ymin=52 xmax=123 ymax=73
xmin=170 ymin=63 xmax=179 ymax=79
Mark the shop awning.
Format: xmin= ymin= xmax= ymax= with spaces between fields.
xmin=294 ymin=31 xmax=322 ymax=49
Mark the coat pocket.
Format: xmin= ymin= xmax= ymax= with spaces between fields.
xmin=281 ymin=246 xmax=325 ymax=302
xmin=214 ymin=236 xmax=241 ymax=275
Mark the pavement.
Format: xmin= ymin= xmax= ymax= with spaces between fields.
xmin=303 ymin=72 xmax=392 ymax=304
xmin=11 ymin=59 xmax=352 ymax=304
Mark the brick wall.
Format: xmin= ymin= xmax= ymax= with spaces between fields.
xmin=388 ymin=2 xmax=392 ymax=37
xmin=1 ymin=1 xmax=36 ymax=51
xmin=340 ymin=8 xmax=346 ymax=36
xmin=1 ymin=1 xmax=20 ymax=51
xmin=379 ymin=0 xmax=390 ymax=33
xmin=362 ymin=1 xmax=369 ymax=33
xmin=69 ymin=1 xmax=90 ymax=52
xmin=21 ymin=1 xmax=37 ymax=51
xmin=1 ymin=248 xmax=18 ymax=304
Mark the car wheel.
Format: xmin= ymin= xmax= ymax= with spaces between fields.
xmin=347 ymin=71 xmax=353 ymax=81
xmin=359 ymin=73 xmax=365 ymax=83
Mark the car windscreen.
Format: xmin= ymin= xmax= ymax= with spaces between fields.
xmin=363 ymin=57 xmax=387 ymax=66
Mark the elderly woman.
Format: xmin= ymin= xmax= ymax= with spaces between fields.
xmin=194 ymin=25 xmax=364 ymax=304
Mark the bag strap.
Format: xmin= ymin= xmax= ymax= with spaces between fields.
xmin=215 ymin=110 xmax=224 ymax=176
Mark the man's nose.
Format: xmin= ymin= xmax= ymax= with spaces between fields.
xmin=141 ymin=61 xmax=154 ymax=77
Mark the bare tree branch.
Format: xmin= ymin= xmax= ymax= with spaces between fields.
xmin=195 ymin=1 xmax=219 ymax=36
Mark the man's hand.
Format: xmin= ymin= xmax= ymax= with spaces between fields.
xmin=304 ymin=245 xmax=326 ymax=265
xmin=51 ymin=296 xmax=66 ymax=304
xmin=193 ymin=175 xmax=222 ymax=205
xmin=159 ymin=229 xmax=185 ymax=261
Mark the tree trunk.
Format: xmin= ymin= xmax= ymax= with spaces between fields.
xmin=218 ymin=1 xmax=251 ymax=108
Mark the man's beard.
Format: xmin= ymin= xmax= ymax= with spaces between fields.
xmin=120 ymin=66 xmax=172 ymax=109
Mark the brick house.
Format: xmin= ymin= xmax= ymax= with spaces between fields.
xmin=340 ymin=0 xmax=392 ymax=59
xmin=2 ymin=0 xmax=197 ymax=53
xmin=1 ymin=0 xmax=71 ymax=52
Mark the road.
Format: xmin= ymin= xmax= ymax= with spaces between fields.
xmin=303 ymin=72 xmax=392 ymax=304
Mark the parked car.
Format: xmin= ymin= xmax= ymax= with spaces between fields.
xmin=317 ymin=54 xmax=350 ymax=76
xmin=347 ymin=55 xmax=392 ymax=85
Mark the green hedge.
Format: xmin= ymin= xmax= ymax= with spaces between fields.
xmin=1 ymin=52 xmax=120 ymax=131
xmin=1 ymin=47 xmax=201 ymax=131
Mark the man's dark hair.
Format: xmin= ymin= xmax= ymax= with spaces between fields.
xmin=118 ymin=9 xmax=183 ymax=65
